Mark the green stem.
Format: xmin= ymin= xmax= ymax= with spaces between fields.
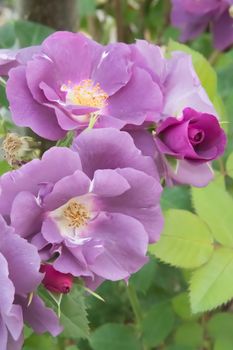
xmin=0 ymin=77 xmax=6 ymax=88
xmin=127 ymin=284 xmax=151 ymax=350
xmin=127 ymin=283 xmax=143 ymax=327
xmin=218 ymin=157 xmax=226 ymax=176
xmin=208 ymin=50 xmax=221 ymax=66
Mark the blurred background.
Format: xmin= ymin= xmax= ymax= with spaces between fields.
xmin=0 ymin=1 xmax=233 ymax=350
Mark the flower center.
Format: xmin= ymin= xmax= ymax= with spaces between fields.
xmin=63 ymin=200 xmax=91 ymax=228
xmin=61 ymin=79 xmax=108 ymax=109
xmin=229 ymin=5 xmax=233 ymax=18
xmin=188 ymin=127 xmax=205 ymax=145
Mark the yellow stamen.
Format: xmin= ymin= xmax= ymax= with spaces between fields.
xmin=27 ymin=292 xmax=34 ymax=307
xmin=63 ymin=200 xmax=91 ymax=228
xmin=229 ymin=5 xmax=233 ymax=18
xmin=61 ymin=79 xmax=108 ymax=109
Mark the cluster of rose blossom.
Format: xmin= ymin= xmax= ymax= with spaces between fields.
xmin=0 ymin=31 xmax=226 ymax=349
xmin=171 ymin=0 xmax=233 ymax=51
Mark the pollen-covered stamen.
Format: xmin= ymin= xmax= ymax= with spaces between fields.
xmin=61 ymin=79 xmax=108 ymax=109
xmin=63 ymin=200 xmax=91 ymax=228
xmin=229 ymin=5 xmax=233 ymax=18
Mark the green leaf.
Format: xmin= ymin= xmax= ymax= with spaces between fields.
xmin=60 ymin=286 xmax=89 ymax=339
xmin=130 ymin=257 xmax=157 ymax=294
xmin=39 ymin=285 xmax=89 ymax=340
xmin=0 ymin=20 xmax=54 ymax=49
xmin=14 ymin=20 xmax=54 ymax=47
xmin=0 ymin=22 xmax=15 ymax=48
xmin=167 ymin=40 xmax=217 ymax=102
xmin=66 ymin=347 xmax=78 ymax=350
xmin=226 ymin=152 xmax=233 ymax=178
xmin=172 ymin=292 xmax=195 ymax=320
xmin=174 ymin=322 xmax=203 ymax=347
xmin=167 ymin=346 xmax=195 ymax=350
xmin=0 ymin=160 xmax=11 ymax=175
xmin=192 ymin=181 xmax=233 ymax=246
xmin=89 ymin=324 xmax=141 ymax=350
xmin=214 ymin=337 xmax=233 ymax=350
xmin=161 ymin=186 xmax=192 ymax=211
xmin=66 ymin=346 xmax=79 ymax=350
xmin=150 ymin=210 xmax=213 ymax=269
xmin=56 ymin=131 xmax=75 ymax=147
xmin=207 ymin=312 xmax=233 ymax=341
xmin=23 ymin=333 xmax=58 ymax=350
xmin=23 ymin=326 xmax=33 ymax=340
xmin=0 ymin=91 xmax=8 ymax=112
xmin=78 ymin=0 xmax=96 ymax=17
xmin=142 ymin=302 xmax=175 ymax=347
xmin=190 ymin=247 xmax=233 ymax=313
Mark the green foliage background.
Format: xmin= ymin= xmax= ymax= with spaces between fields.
xmin=1 ymin=0 xmax=233 ymax=349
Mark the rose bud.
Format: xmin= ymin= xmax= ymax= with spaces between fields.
xmin=40 ymin=264 xmax=73 ymax=294
xmin=156 ymin=108 xmax=226 ymax=163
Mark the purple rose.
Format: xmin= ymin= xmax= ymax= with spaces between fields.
xmin=171 ymin=0 xmax=233 ymax=50
xmin=6 ymin=32 xmax=163 ymax=140
xmin=156 ymin=108 xmax=226 ymax=163
xmin=0 ymin=216 xmax=61 ymax=350
xmin=0 ymin=128 xmax=163 ymax=285
xmin=131 ymin=42 xmax=217 ymax=120
xmin=124 ymin=42 xmax=219 ymax=187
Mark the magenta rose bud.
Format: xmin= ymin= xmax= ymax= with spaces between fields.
xmin=156 ymin=108 xmax=226 ymax=163
xmin=40 ymin=264 xmax=73 ymax=294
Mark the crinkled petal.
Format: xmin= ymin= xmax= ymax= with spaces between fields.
xmin=72 ymin=128 xmax=158 ymax=178
xmin=163 ymin=53 xmax=216 ymax=117
xmin=43 ymin=170 xmax=91 ymax=210
xmin=172 ymin=160 xmax=214 ymax=187
xmin=0 ymin=317 xmax=8 ymax=350
xmin=42 ymin=31 xmax=103 ymax=84
xmin=11 ymin=191 xmax=42 ymax=238
xmin=4 ymin=305 xmax=23 ymax=341
xmin=6 ymin=66 xmax=65 ymax=140
xmin=0 ymin=253 xmax=14 ymax=315
xmin=213 ymin=9 xmax=233 ymax=50
xmin=6 ymin=332 xmax=24 ymax=350
xmin=97 ymin=168 xmax=163 ymax=242
xmin=92 ymin=43 xmax=132 ymax=96
xmin=53 ymin=246 xmax=92 ymax=277
xmin=91 ymin=169 xmax=130 ymax=197
xmin=19 ymin=295 xmax=62 ymax=336
xmin=105 ymin=66 xmax=163 ymax=125
xmin=131 ymin=40 xmax=165 ymax=84
xmin=0 ymin=222 xmax=42 ymax=295
xmin=0 ymin=147 xmax=82 ymax=215
xmin=88 ymin=212 xmax=148 ymax=280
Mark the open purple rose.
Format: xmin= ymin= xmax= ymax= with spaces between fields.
xmin=0 ymin=128 xmax=163 ymax=286
xmin=156 ymin=108 xmax=226 ymax=163
xmin=125 ymin=41 xmax=219 ymax=187
xmin=0 ymin=216 xmax=61 ymax=350
xmin=6 ymin=31 xmax=163 ymax=140
xmin=171 ymin=0 xmax=233 ymax=51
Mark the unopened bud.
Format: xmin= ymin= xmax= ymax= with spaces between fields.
xmin=40 ymin=264 xmax=73 ymax=294
xmin=2 ymin=133 xmax=41 ymax=168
